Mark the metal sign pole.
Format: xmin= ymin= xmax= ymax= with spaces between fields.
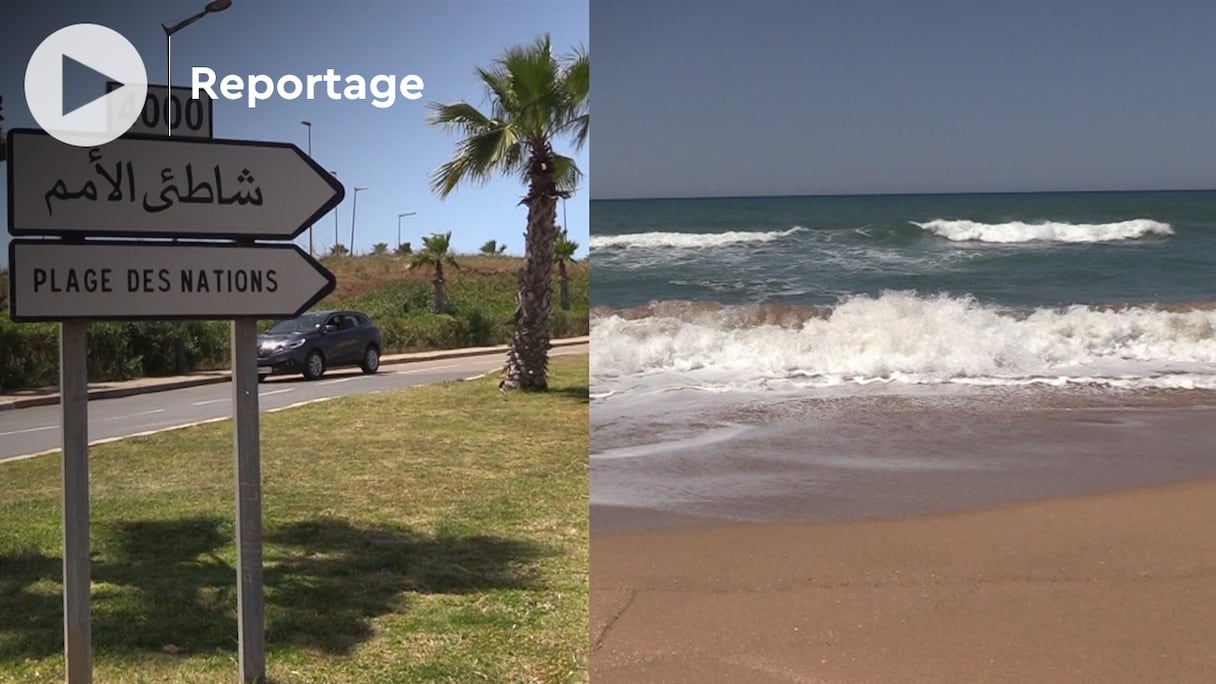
xmin=231 ymin=318 xmax=265 ymax=683
xmin=60 ymin=320 xmax=91 ymax=684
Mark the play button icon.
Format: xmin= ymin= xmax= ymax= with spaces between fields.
xmin=25 ymin=23 xmax=147 ymax=147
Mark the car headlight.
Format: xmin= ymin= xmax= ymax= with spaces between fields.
xmin=282 ymin=338 xmax=307 ymax=350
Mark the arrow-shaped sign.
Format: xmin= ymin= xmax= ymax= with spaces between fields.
xmin=6 ymin=128 xmax=344 ymax=239
xmin=7 ymin=241 xmax=336 ymax=321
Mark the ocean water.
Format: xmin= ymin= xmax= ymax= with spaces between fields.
xmin=589 ymin=191 xmax=1216 ymax=525
xmin=591 ymin=191 xmax=1216 ymax=395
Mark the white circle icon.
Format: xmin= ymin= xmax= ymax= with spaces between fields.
xmin=25 ymin=23 xmax=148 ymax=147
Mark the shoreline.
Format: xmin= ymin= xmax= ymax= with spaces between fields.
xmin=591 ymin=389 xmax=1216 ymax=532
xmin=591 ymin=475 xmax=1216 ymax=682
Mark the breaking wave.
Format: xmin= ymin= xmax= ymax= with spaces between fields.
xmin=590 ymin=226 xmax=807 ymax=250
xmin=913 ymin=219 xmax=1173 ymax=243
xmin=590 ymin=293 xmax=1216 ymax=393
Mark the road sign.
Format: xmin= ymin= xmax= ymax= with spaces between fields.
xmin=107 ymin=81 xmax=214 ymax=139
xmin=6 ymin=128 xmax=345 ymax=239
xmin=7 ymin=240 xmax=336 ymax=321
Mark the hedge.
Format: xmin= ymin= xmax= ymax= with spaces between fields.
xmin=0 ymin=270 xmax=588 ymax=390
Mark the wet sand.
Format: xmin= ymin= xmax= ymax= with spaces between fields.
xmin=590 ymin=391 xmax=1216 ymax=682
xmin=592 ymin=389 xmax=1216 ymax=530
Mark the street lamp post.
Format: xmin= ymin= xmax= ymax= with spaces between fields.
xmin=300 ymin=121 xmax=312 ymax=255
xmin=397 ymin=211 xmax=416 ymax=250
xmin=161 ymin=0 xmax=233 ymax=376
xmin=162 ymin=0 xmax=232 ymax=136
xmin=329 ymin=171 xmax=340 ymax=253
xmin=350 ymin=186 xmax=368 ymax=255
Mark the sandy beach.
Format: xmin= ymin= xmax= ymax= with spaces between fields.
xmin=590 ymin=392 xmax=1216 ymax=682
xmin=592 ymin=476 xmax=1216 ymax=682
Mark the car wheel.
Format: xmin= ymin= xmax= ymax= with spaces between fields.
xmin=360 ymin=346 xmax=380 ymax=374
xmin=303 ymin=350 xmax=326 ymax=380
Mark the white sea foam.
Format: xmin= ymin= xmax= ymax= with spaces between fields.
xmin=913 ymin=218 xmax=1173 ymax=243
xmin=590 ymin=226 xmax=807 ymax=250
xmin=590 ymin=292 xmax=1216 ymax=394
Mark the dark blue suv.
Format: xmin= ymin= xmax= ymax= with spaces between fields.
xmin=257 ymin=310 xmax=382 ymax=381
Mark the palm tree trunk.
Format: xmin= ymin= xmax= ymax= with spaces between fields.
xmin=558 ymin=260 xmax=571 ymax=311
xmin=504 ymin=148 xmax=559 ymax=390
xmin=433 ymin=261 xmax=446 ymax=314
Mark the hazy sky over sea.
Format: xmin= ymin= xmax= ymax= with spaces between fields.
xmin=591 ymin=0 xmax=1216 ymax=199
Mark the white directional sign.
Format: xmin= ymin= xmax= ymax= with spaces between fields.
xmin=6 ymin=129 xmax=345 ymax=239
xmin=107 ymin=81 xmax=214 ymax=139
xmin=7 ymin=241 xmax=336 ymax=321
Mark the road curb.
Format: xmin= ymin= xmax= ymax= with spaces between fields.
xmin=0 ymin=337 xmax=588 ymax=411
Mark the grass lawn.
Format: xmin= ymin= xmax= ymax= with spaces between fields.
xmin=0 ymin=355 xmax=589 ymax=683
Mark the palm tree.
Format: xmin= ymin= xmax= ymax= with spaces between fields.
xmin=429 ymin=36 xmax=588 ymax=391
xmin=480 ymin=239 xmax=509 ymax=255
xmin=554 ymin=228 xmax=579 ymax=311
xmin=408 ymin=232 xmax=459 ymax=314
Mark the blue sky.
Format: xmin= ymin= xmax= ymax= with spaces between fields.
xmin=591 ymin=0 xmax=1216 ymax=199
xmin=1 ymin=0 xmax=589 ymax=266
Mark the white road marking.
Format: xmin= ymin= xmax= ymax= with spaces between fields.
xmin=96 ymin=409 xmax=164 ymax=423
xmin=391 ymin=363 xmax=461 ymax=375
xmin=266 ymin=397 xmax=339 ymax=413
xmin=1 ymin=417 xmax=229 ymax=464
xmin=0 ymin=424 xmax=57 ymax=437
xmin=192 ymin=388 xmax=294 ymax=405
xmin=317 ymin=376 xmax=363 ymax=386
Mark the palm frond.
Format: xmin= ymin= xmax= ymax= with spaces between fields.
xmin=427 ymin=101 xmax=495 ymax=136
xmin=554 ymin=228 xmax=579 ymax=260
xmin=560 ymin=47 xmax=590 ymax=150
xmin=429 ymin=37 xmax=589 ymax=199
xmin=553 ymin=154 xmax=583 ymax=195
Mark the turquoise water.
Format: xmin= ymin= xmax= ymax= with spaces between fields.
xmin=590 ymin=191 xmax=1216 ymax=392
xmin=591 ymin=191 xmax=1216 ymax=309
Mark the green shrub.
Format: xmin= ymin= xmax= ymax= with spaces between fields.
xmin=0 ymin=319 xmax=58 ymax=390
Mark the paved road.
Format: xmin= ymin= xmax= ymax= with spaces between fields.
xmin=0 ymin=344 xmax=587 ymax=462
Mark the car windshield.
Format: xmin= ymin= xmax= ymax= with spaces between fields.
xmin=266 ymin=313 xmax=327 ymax=334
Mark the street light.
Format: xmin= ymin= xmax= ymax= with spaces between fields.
xmin=350 ymin=186 xmax=368 ymax=255
xmin=329 ymin=170 xmax=340 ymax=253
xmin=160 ymin=0 xmax=232 ymax=376
xmin=300 ymin=121 xmax=312 ymax=255
xmin=397 ymin=212 xmax=416 ymax=250
xmin=163 ymin=0 xmax=232 ymax=35
xmin=162 ymin=1 xmax=232 ymax=136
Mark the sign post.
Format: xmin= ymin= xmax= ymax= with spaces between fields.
xmin=60 ymin=320 xmax=91 ymax=684
xmin=231 ymin=317 xmax=265 ymax=682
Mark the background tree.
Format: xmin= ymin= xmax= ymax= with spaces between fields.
xmin=480 ymin=239 xmax=509 ymax=255
xmin=408 ymin=232 xmax=459 ymax=314
xmin=396 ymin=241 xmax=412 ymax=255
xmin=429 ymin=36 xmax=588 ymax=391
xmin=328 ymin=244 xmax=349 ymax=257
xmin=553 ymin=227 xmax=579 ymax=311
xmin=372 ymin=242 xmax=389 ymax=255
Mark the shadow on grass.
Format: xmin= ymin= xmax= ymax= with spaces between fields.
xmin=0 ymin=516 xmax=551 ymax=660
xmin=549 ymin=382 xmax=590 ymax=404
